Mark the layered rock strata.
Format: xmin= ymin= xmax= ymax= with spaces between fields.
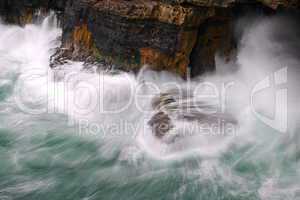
xmin=0 ymin=0 xmax=299 ymax=76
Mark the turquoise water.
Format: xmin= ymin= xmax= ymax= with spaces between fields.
xmin=0 ymin=15 xmax=299 ymax=200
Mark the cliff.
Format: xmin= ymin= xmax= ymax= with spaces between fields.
xmin=0 ymin=0 xmax=299 ymax=77
xmin=0 ymin=0 xmax=66 ymax=24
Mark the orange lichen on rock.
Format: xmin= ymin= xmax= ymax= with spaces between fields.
xmin=140 ymin=48 xmax=187 ymax=76
xmin=73 ymin=24 xmax=93 ymax=49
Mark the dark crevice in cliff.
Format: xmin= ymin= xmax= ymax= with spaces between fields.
xmin=189 ymin=18 xmax=231 ymax=77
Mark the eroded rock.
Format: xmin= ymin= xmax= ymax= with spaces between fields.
xmin=148 ymin=87 xmax=237 ymax=140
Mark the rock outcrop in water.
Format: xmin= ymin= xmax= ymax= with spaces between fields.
xmin=148 ymin=87 xmax=237 ymax=141
xmin=0 ymin=0 xmax=299 ymax=76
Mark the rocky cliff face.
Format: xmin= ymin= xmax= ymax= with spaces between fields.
xmin=0 ymin=0 xmax=299 ymax=77
xmin=59 ymin=0 xmax=216 ymax=75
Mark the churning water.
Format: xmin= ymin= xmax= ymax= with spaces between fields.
xmin=0 ymin=14 xmax=299 ymax=200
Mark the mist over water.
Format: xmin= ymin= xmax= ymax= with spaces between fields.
xmin=0 ymin=14 xmax=299 ymax=200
